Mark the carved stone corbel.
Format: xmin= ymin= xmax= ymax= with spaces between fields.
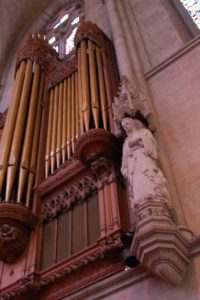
xmin=131 ymin=198 xmax=193 ymax=286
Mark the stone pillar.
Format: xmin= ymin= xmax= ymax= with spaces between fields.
xmin=106 ymin=0 xmax=187 ymax=226
xmin=106 ymin=0 xmax=135 ymax=82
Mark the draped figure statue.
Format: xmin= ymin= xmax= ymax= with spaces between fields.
xmin=121 ymin=117 xmax=170 ymax=212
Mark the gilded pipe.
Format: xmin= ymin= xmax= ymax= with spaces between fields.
xmin=77 ymin=48 xmax=84 ymax=134
xmin=56 ymin=82 xmax=63 ymax=169
xmin=0 ymin=61 xmax=26 ymax=195
xmin=71 ymin=73 xmax=75 ymax=153
xmin=96 ymin=47 xmax=108 ymax=130
xmin=17 ymin=63 xmax=41 ymax=203
xmin=62 ymin=79 xmax=67 ymax=164
xmin=45 ymin=89 xmax=54 ymax=178
xmin=102 ymin=50 xmax=112 ymax=130
xmin=88 ymin=40 xmax=99 ymax=128
xmin=26 ymin=72 xmax=45 ymax=207
xmin=80 ymin=40 xmax=90 ymax=131
xmin=75 ymin=71 xmax=79 ymax=140
xmin=50 ymin=85 xmax=59 ymax=174
xmin=67 ymin=76 xmax=71 ymax=159
xmin=6 ymin=60 xmax=33 ymax=202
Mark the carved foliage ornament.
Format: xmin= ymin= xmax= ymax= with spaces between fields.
xmin=16 ymin=34 xmax=57 ymax=71
xmin=112 ymin=76 xmax=155 ymax=136
xmin=16 ymin=34 xmax=77 ymax=89
xmin=75 ymin=21 xmax=110 ymax=48
xmin=0 ymin=203 xmax=37 ymax=263
xmin=47 ymin=56 xmax=77 ymax=89
xmin=42 ymin=175 xmax=97 ymax=220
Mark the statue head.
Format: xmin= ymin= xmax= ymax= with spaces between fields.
xmin=121 ymin=118 xmax=143 ymax=135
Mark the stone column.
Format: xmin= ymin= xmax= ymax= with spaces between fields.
xmin=106 ymin=0 xmax=187 ymax=225
xmin=105 ymin=0 xmax=136 ymax=83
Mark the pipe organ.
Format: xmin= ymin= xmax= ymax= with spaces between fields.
xmin=45 ymin=22 xmax=119 ymax=177
xmin=0 ymin=22 xmax=130 ymax=298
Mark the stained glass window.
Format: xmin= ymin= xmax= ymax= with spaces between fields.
xmin=65 ymin=27 xmax=78 ymax=55
xmin=180 ymin=0 xmax=200 ymax=29
xmin=53 ymin=13 xmax=69 ymax=29
xmin=48 ymin=36 xmax=56 ymax=44
xmin=46 ymin=7 xmax=84 ymax=58
xmin=71 ymin=17 xmax=80 ymax=25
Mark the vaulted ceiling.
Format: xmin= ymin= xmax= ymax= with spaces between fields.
xmin=0 ymin=0 xmax=83 ymax=85
xmin=0 ymin=0 xmax=52 ymax=79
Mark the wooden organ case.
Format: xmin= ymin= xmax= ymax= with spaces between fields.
xmin=0 ymin=22 xmax=130 ymax=299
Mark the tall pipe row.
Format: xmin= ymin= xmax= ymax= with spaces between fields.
xmin=0 ymin=59 xmax=45 ymax=206
xmin=45 ymin=37 xmax=112 ymax=177
xmin=45 ymin=72 xmax=79 ymax=178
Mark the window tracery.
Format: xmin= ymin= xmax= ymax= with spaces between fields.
xmin=180 ymin=0 xmax=200 ymax=29
xmin=46 ymin=7 xmax=84 ymax=58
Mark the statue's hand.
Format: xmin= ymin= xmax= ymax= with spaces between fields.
xmin=129 ymin=138 xmax=142 ymax=148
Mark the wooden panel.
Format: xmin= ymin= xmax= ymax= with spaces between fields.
xmin=72 ymin=201 xmax=84 ymax=254
xmin=57 ymin=212 xmax=69 ymax=262
xmin=41 ymin=221 xmax=55 ymax=270
xmin=87 ymin=193 xmax=100 ymax=245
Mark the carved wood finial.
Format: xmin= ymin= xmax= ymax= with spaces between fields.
xmin=75 ymin=21 xmax=109 ymax=48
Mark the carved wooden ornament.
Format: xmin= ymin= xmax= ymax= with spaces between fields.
xmin=0 ymin=203 xmax=37 ymax=263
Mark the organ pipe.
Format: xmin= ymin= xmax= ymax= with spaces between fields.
xmin=45 ymin=89 xmax=54 ymax=178
xmin=75 ymin=72 xmax=79 ymax=140
xmin=17 ymin=63 xmax=41 ymax=203
xmin=56 ymin=82 xmax=63 ymax=169
xmin=88 ymin=40 xmax=99 ymax=128
xmin=0 ymin=61 xmax=26 ymax=194
xmin=6 ymin=60 xmax=33 ymax=202
xmin=71 ymin=73 xmax=76 ymax=153
xmin=77 ymin=48 xmax=84 ymax=134
xmin=26 ymin=72 xmax=45 ymax=207
xmin=96 ymin=47 xmax=108 ymax=130
xmin=62 ymin=79 xmax=67 ymax=164
xmin=50 ymin=85 xmax=59 ymax=174
xmin=42 ymin=23 xmax=119 ymax=177
xmin=80 ymin=40 xmax=90 ymax=131
xmin=67 ymin=76 xmax=71 ymax=159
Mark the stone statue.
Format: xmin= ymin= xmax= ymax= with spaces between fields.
xmin=121 ymin=117 xmax=170 ymax=213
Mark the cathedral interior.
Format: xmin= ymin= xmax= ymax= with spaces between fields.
xmin=0 ymin=0 xmax=200 ymax=299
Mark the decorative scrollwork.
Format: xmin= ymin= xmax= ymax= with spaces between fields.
xmin=42 ymin=175 xmax=97 ymax=221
